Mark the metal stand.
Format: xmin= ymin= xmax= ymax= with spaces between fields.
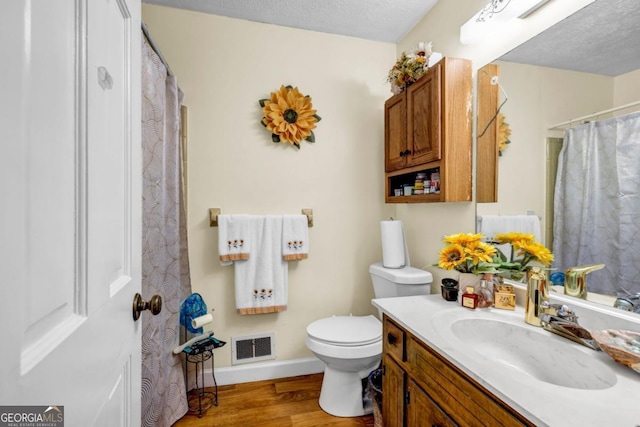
xmin=179 ymin=295 xmax=226 ymax=418
xmin=185 ymin=349 xmax=218 ymax=417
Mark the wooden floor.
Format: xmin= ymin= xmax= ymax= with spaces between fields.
xmin=173 ymin=373 xmax=376 ymax=427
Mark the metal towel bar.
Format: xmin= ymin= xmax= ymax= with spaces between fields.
xmin=208 ymin=208 xmax=313 ymax=227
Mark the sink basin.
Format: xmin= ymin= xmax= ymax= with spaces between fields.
xmin=435 ymin=313 xmax=617 ymax=390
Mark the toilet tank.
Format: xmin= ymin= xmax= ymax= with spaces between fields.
xmin=369 ymin=262 xmax=433 ymax=299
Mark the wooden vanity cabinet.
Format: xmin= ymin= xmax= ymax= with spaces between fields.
xmin=382 ymin=355 xmax=404 ymax=427
xmin=384 ymin=57 xmax=472 ymax=203
xmin=382 ymin=315 xmax=534 ymax=427
xmin=407 ymin=379 xmax=456 ymax=427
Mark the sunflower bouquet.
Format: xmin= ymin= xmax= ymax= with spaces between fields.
xmin=437 ymin=233 xmax=500 ymax=274
xmin=490 ymin=232 xmax=554 ymax=273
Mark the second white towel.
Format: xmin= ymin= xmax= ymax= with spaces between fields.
xmin=234 ymin=215 xmax=288 ymax=315
xmin=282 ymin=215 xmax=309 ymax=261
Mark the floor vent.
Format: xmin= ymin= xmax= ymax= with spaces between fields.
xmin=231 ymin=333 xmax=276 ymax=365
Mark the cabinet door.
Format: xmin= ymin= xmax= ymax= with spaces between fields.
xmin=407 ymin=380 xmax=457 ymax=427
xmin=406 ymin=63 xmax=442 ymax=167
xmin=382 ymin=355 xmax=405 ymax=427
xmin=385 ymin=93 xmax=407 ymax=172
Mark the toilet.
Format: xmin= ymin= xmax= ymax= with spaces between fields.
xmin=305 ymin=262 xmax=432 ymax=417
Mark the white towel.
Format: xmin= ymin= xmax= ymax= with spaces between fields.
xmin=478 ymin=214 xmax=542 ymax=259
xmin=233 ymin=215 xmax=288 ymax=315
xmin=218 ymin=214 xmax=250 ymax=264
xmin=478 ymin=215 xmax=542 ymax=241
xmin=282 ymin=215 xmax=309 ymax=261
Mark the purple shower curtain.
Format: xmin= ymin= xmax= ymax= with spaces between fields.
xmin=141 ymin=33 xmax=192 ymax=427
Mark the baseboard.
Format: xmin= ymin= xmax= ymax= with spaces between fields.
xmin=202 ymin=357 xmax=325 ymax=387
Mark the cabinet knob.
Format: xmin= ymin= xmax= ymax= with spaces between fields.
xmin=387 ymin=333 xmax=397 ymax=345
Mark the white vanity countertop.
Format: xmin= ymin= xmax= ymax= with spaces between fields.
xmin=372 ymin=294 xmax=640 ymax=427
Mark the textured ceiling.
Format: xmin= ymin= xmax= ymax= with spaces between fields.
xmin=499 ymin=0 xmax=640 ymax=76
xmin=144 ymin=0 xmax=640 ymax=76
xmin=142 ymin=0 xmax=440 ymax=43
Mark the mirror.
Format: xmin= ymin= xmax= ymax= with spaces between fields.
xmin=476 ymin=0 xmax=640 ymax=309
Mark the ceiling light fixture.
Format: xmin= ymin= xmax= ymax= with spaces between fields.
xmin=476 ymin=0 xmax=511 ymax=22
xmin=460 ymin=0 xmax=553 ymax=45
xmin=517 ymin=0 xmax=552 ymax=19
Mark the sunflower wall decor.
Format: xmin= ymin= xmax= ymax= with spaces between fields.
xmin=497 ymin=113 xmax=511 ymax=156
xmin=259 ymin=85 xmax=321 ymax=149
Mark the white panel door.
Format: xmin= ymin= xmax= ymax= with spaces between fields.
xmin=1 ymin=0 xmax=143 ymax=425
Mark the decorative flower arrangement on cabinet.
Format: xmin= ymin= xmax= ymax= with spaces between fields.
xmin=386 ymin=42 xmax=433 ymax=94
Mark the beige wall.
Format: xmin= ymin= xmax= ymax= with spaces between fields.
xmin=141 ymin=1 xmax=634 ymax=370
xmin=142 ymin=4 xmax=395 ymax=367
xmin=614 ymin=68 xmax=640 ymax=105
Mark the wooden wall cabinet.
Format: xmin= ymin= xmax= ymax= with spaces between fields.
xmin=384 ymin=57 xmax=472 ymax=203
xmin=382 ymin=316 xmax=534 ymax=427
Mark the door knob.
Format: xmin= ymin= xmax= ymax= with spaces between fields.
xmin=132 ymin=293 xmax=162 ymax=321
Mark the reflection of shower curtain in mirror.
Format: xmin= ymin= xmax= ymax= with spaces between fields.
xmin=141 ymin=34 xmax=192 ymax=426
xmin=554 ymin=111 xmax=640 ymax=297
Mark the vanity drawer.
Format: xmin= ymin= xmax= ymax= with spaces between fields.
xmin=406 ymin=337 xmax=532 ymax=427
xmin=383 ymin=316 xmax=405 ymax=362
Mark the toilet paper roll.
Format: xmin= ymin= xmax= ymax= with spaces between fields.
xmin=191 ymin=314 xmax=213 ymax=329
xmin=381 ymin=220 xmax=406 ymax=269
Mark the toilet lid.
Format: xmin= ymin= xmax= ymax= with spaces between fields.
xmin=307 ymin=315 xmax=382 ymax=346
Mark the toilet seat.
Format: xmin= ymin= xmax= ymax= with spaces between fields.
xmin=307 ymin=315 xmax=381 ymax=346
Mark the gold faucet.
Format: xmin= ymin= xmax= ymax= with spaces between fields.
xmin=564 ymin=264 xmax=605 ymax=300
xmin=525 ymin=266 xmax=553 ymax=326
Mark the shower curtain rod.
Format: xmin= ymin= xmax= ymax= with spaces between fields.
xmin=142 ymin=22 xmax=174 ymax=76
xmin=548 ymin=99 xmax=640 ymax=130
